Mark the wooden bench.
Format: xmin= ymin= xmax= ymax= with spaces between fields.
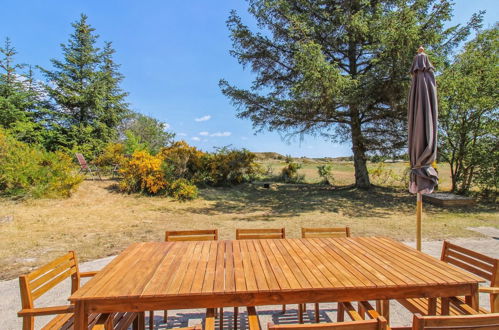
xmin=18 ymin=251 xmax=141 ymax=330
xmin=396 ymin=241 xmax=499 ymax=315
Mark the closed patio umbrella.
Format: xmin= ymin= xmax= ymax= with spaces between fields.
xmin=408 ymin=46 xmax=438 ymax=251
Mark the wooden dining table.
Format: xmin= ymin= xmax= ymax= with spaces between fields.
xmin=69 ymin=237 xmax=483 ymax=329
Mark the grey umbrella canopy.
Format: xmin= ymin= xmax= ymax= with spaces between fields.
xmin=408 ymin=50 xmax=438 ymax=194
xmin=407 ymin=48 xmax=438 ymax=251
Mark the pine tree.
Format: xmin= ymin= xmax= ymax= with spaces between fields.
xmin=40 ymin=14 xmax=129 ymax=155
xmin=220 ymin=0 xmax=483 ymax=188
xmin=0 ymin=38 xmax=53 ymax=145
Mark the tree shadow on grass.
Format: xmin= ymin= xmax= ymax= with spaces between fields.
xmin=187 ymin=183 xmax=498 ymax=221
xmin=185 ymin=184 xmax=418 ymax=220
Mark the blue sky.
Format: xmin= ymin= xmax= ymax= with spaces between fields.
xmin=1 ymin=1 xmax=497 ymax=157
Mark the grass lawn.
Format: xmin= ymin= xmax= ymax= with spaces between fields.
xmin=0 ymin=160 xmax=497 ymax=280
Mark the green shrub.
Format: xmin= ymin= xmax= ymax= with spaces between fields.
xmin=281 ymin=161 xmax=303 ymax=183
xmin=159 ymin=141 xmax=207 ymax=182
xmin=317 ymin=164 xmax=334 ymax=185
xmin=169 ymin=178 xmax=198 ymax=201
xmin=206 ymin=147 xmax=261 ymax=186
xmin=0 ymin=129 xmax=83 ymax=198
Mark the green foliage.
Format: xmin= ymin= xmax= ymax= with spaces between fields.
xmin=439 ymin=25 xmax=498 ymax=195
xmin=168 ymin=178 xmax=198 ymax=201
xmin=0 ymin=129 xmax=83 ymax=198
xmin=123 ymin=130 xmax=148 ymax=155
xmin=0 ymin=39 xmax=54 ymax=147
xmin=317 ymin=164 xmax=334 ymax=185
xmin=39 ymin=14 xmax=129 ymax=155
xmin=368 ymin=162 xmax=410 ymax=188
xmin=206 ymin=147 xmax=261 ymax=186
xmin=281 ymin=160 xmax=303 ymax=183
xmin=473 ymin=136 xmax=498 ymax=201
xmin=120 ymin=112 xmax=174 ymax=155
xmin=159 ymin=141 xmax=206 ymax=182
xmin=220 ymin=0 xmax=483 ymax=188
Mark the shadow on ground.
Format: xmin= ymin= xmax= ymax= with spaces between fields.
xmin=149 ymin=307 xmax=338 ymax=330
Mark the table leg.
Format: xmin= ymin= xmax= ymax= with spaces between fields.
xmin=428 ymin=298 xmax=437 ymax=315
xmin=465 ymin=284 xmax=480 ymax=312
xmin=74 ymin=301 xmax=88 ymax=330
xmin=441 ymin=297 xmax=450 ymax=315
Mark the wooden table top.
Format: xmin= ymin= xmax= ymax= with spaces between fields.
xmin=69 ymin=237 xmax=483 ymax=311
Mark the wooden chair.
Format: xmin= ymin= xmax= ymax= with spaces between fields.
xmin=266 ymin=317 xmax=387 ymax=330
xmin=234 ymin=229 xmax=286 ymax=326
xmin=18 ymin=251 xmax=141 ymax=330
xmin=236 ymin=228 xmax=286 ymax=240
xmin=397 ymin=241 xmax=499 ymax=315
xmin=301 ymin=227 xmax=351 ymax=323
xmin=165 ymin=229 xmax=218 ymax=241
xmin=153 ymin=230 xmax=218 ymax=330
xmin=340 ymin=301 xmax=499 ymax=330
xmin=392 ymin=312 xmax=499 ymax=330
xmin=75 ymin=153 xmax=102 ymax=180
xmin=301 ymin=227 xmax=351 ymax=239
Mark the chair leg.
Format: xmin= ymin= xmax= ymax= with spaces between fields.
xmin=298 ymin=304 xmax=303 ymax=324
xmin=219 ymin=308 xmax=224 ymax=330
xmin=314 ymin=303 xmax=320 ymax=323
xmin=337 ymin=303 xmax=344 ymax=322
xmin=149 ymin=310 xmax=154 ymax=330
xmin=234 ymin=307 xmax=238 ymax=330
xmin=282 ymin=304 xmax=286 ymax=314
xmin=358 ymin=302 xmax=365 ymax=319
xmin=137 ymin=312 xmax=145 ymax=330
xmin=163 ymin=310 xmax=168 ymax=323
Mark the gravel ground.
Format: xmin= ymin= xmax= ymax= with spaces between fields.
xmin=2 ymin=237 xmax=498 ymax=330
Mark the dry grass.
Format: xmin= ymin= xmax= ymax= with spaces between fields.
xmin=0 ymin=161 xmax=497 ymax=280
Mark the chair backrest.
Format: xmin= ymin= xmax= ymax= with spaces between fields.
xmin=19 ymin=251 xmax=80 ymax=311
xmin=75 ymin=153 xmax=88 ymax=168
xmin=165 ymin=229 xmax=218 ymax=241
xmin=268 ymin=317 xmax=387 ymax=330
xmin=301 ymin=227 xmax=351 ymax=238
xmin=236 ymin=228 xmax=285 ymax=240
xmin=441 ymin=241 xmax=499 ymax=286
xmin=411 ymin=312 xmax=499 ymax=329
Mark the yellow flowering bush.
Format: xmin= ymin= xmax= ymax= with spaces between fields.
xmin=119 ymin=150 xmax=168 ymax=194
xmin=159 ymin=140 xmax=207 ymax=181
xmin=168 ymin=178 xmax=198 ymax=201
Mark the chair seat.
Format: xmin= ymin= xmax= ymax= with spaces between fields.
xmin=42 ymin=312 xmax=138 ymax=330
xmin=397 ymin=297 xmax=489 ymax=316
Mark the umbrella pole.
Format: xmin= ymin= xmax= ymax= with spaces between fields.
xmin=416 ymin=192 xmax=422 ymax=251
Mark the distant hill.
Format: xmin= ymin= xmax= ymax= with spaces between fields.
xmin=254 ymin=152 xmax=286 ymax=160
xmin=254 ymin=152 xmax=352 ymax=162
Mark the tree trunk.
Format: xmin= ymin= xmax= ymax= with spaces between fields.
xmin=351 ymin=116 xmax=371 ymax=188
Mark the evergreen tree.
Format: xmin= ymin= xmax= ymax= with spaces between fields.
xmin=220 ymin=0 xmax=483 ymax=188
xmin=40 ymin=14 xmax=129 ymax=156
xmin=0 ymin=38 xmax=53 ymax=145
